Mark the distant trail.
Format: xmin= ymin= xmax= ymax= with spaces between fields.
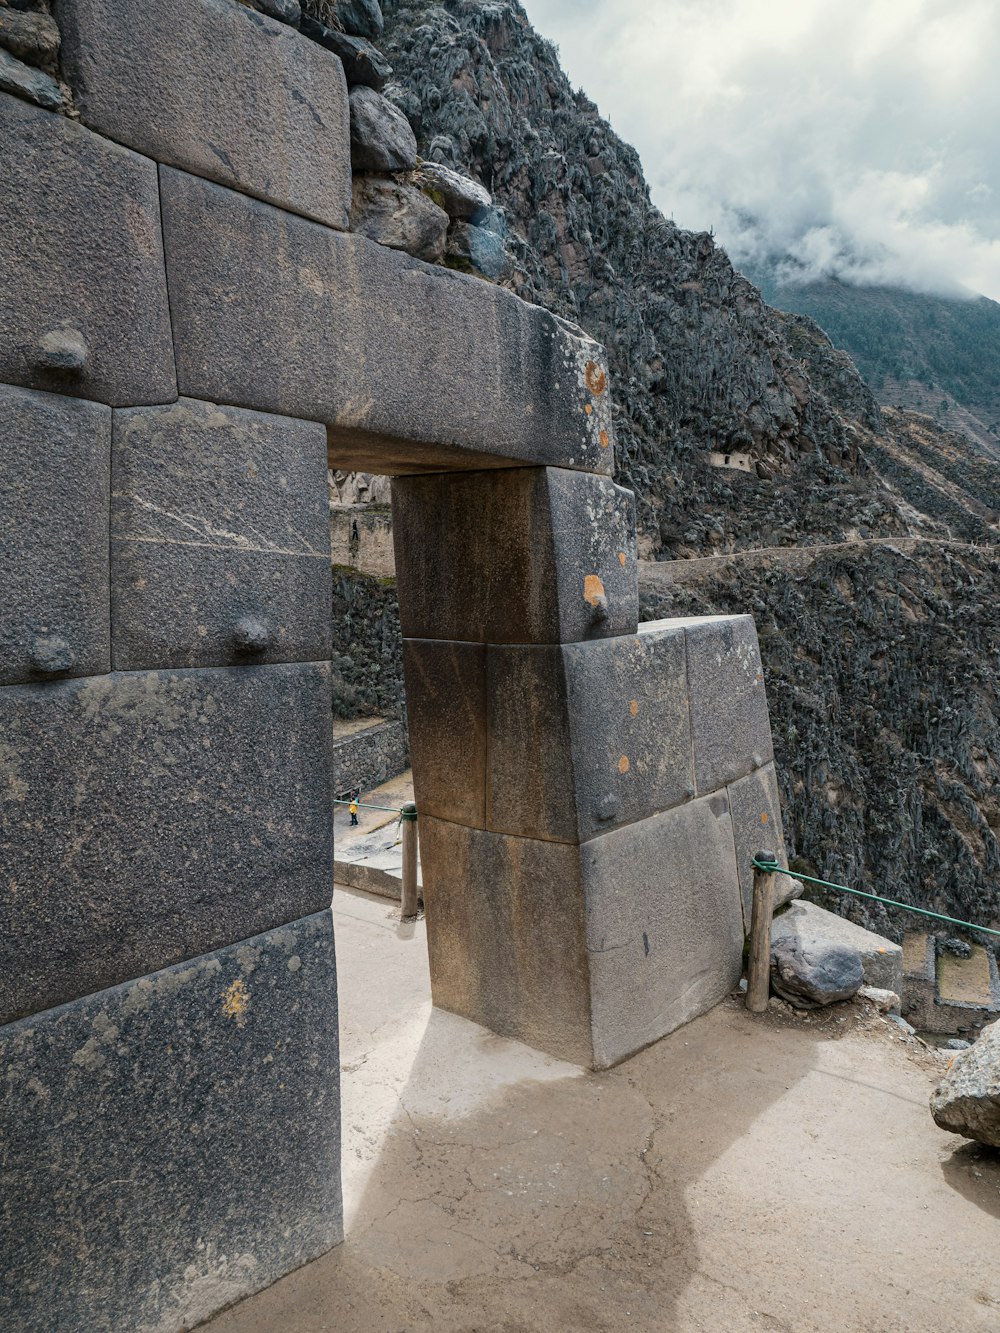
xmin=639 ymin=536 xmax=999 ymax=586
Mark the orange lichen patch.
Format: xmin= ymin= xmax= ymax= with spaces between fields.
xmin=618 ymin=551 xmax=626 ymax=567
xmin=629 ymin=699 xmax=638 ymax=717
xmin=222 ymin=979 xmax=250 ymax=1024
xmin=760 ymin=811 xmax=769 ymax=825
xmin=584 ymin=403 xmax=594 ymax=415
xmin=585 ymin=360 xmax=607 ymax=395
xmin=583 ymin=574 xmax=606 ymax=606
xmin=599 ymin=429 xmax=609 ymax=448
xmin=618 ymin=755 xmax=630 ymax=775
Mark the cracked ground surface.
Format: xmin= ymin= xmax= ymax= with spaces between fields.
xmin=203 ymin=888 xmax=1000 ymax=1333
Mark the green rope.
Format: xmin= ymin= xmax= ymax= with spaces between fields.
xmin=752 ymin=858 xmax=1000 ymax=940
xmin=333 ymin=799 xmax=405 ymax=813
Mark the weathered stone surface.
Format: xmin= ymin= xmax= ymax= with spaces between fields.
xmin=391 ymin=468 xmax=636 ymax=642
xmin=244 ymin=0 xmax=300 ymax=23
xmin=160 ymin=167 xmax=615 ymax=475
xmin=771 ymin=934 xmax=865 ymax=1008
xmin=56 ymin=0 xmax=352 ymax=230
xmin=446 ymin=220 xmax=511 ymax=280
xmin=0 ymin=663 xmax=334 ymax=1024
xmin=300 ymin=18 xmax=391 ymax=89
xmin=583 ymin=795 xmax=744 ymax=1068
xmin=486 ymin=622 xmax=692 ymax=842
xmin=0 ymin=8 xmax=60 ymax=69
xmin=350 ymin=173 xmax=447 ymax=262
xmin=329 ymin=0 xmax=384 ymax=41
xmin=0 ymin=385 xmax=111 ymax=686
xmin=0 ymin=92 xmax=176 ymax=406
xmin=349 ymin=85 xmax=417 ymax=170
xmin=771 ymin=899 xmax=903 ymax=996
xmin=0 ymin=911 xmax=342 ymax=1333
xmin=111 ymin=398 xmax=332 ymax=671
xmin=0 ymin=46 xmax=62 ymax=108
xmin=931 ymin=1018 xmax=1000 ymax=1147
xmin=726 ymin=762 xmax=792 ymax=928
xmin=419 ymin=816 xmax=593 ymax=1066
xmin=403 ymin=640 xmax=487 ymax=827
xmin=416 ymin=161 xmax=491 ymax=220
xmin=674 ymin=614 xmax=775 ymax=792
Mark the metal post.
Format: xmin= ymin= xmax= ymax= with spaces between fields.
xmin=747 ymin=850 xmax=776 ymax=1014
xmin=400 ymin=802 xmax=419 ymax=919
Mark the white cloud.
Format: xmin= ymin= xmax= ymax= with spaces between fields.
xmin=523 ymin=0 xmax=1000 ymax=300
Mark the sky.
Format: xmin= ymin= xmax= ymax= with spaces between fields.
xmin=523 ymin=0 xmax=1000 ymax=301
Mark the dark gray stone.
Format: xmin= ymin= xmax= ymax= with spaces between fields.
xmin=330 ymin=0 xmax=383 ymax=40
xmin=0 ymin=8 xmax=60 ymax=69
xmin=770 ymin=935 xmax=865 ymax=1008
xmin=446 ymin=220 xmax=511 ymax=281
xmin=486 ymin=622 xmax=692 ymax=842
xmin=0 ymin=384 xmax=111 ymax=686
xmin=674 ymin=613 xmax=775 ymax=792
xmin=391 ymin=468 xmax=636 ymax=643
xmin=583 ymin=794 xmax=744 ymax=1068
xmin=726 ymin=762 xmax=792 ymax=928
xmin=244 ymin=0 xmax=301 ymax=24
xmin=0 ymin=911 xmax=342 ymax=1333
xmin=56 ymin=0 xmax=352 ymax=230
xmin=0 ymin=92 xmax=176 ymax=406
xmin=0 ymin=47 xmax=62 ymax=109
xmin=349 ymin=85 xmax=416 ymax=170
xmin=770 ymin=899 xmax=903 ymax=995
xmin=403 ymin=640 xmax=487 ymax=827
xmin=416 ymin=161 xmax=491 ymax=221
xmin=0 ymin=662 xmax=334 ymax=1024
xmin=350 ymin=173 xmax=448 ymax=263
xmin=300 ymin=17 xmax=391 ymax=89
xmin=160 ymin=168 xmax=616 ymax=475
xmin=111 ymin=398 xmax=333 ymax=670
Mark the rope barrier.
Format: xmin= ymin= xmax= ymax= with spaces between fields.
xmin=333 ymin=798 xmax=405 ymax=813
xmin=752 ymin=857 xmax=1000 ymax=940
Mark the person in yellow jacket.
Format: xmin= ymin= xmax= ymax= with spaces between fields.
xmin=349 ymin=795 xmax=359 ymax=827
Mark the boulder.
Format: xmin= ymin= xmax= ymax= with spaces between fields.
xmin=300 ymin=17 xmax=391 ymax=89
xmin=770 ymin=936 xmax=864 ymax=1008
xmin=349 ymin=85 xmax=416 ymax=171
xmin=931 ymin=1018 xmax=1000 ymax=1147
xmin=445 ymin=220 xmax=511 ymax=280
xmin=350 ymin=173 xmax=448 ymax=263
xmin=330 ymin=0 xmax=383 ymax=41
xmin=416 ymin=161 xmax=492 ymax=220
xmin=770 ymin=898 xmax=904 ymax=995
xmin=0 ymin=8 xmax=60 ymax=71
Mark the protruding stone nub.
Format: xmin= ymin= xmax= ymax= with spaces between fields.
xmin=37 ymin=327 xmax=88 ymax=372
xmin=232 ymin=617 xmax=271 ymax=653
xmin=590 ymin=593 xmax=609 ymax=621
xmin=30 ymin=634 xmax=75 ymax=674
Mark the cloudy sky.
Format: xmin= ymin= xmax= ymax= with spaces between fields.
xmin=524 ymin=0 xmax=1000 ymax=301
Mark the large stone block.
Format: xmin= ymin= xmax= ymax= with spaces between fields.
xmin=0 ymin=92 xmax=176 ymax=407
xmin=0 ymin=663 xmax=333 ymax=1025
xmin=111 ymin=398 xmax=333 ymax=670
xmin=159 ymin=168 xmax=615 ymax=475
xmin=391 ymin=468 xmax=637 ymax=642
xmin=726 ymin=762 xmax=793 ymax=929
xmin=486 ymin=622 xmax=692 ymax=842
xmin=673 ymin=614 xmax=775 ymax=792
xmin=0 ymin=911 xmax=342 ymax=1333
xmin=403 ymin=639 xmax=487 ymax=827
xmin=0 ymin=384 xmax=111 ymax=685
xmin=55 ymin=0 xmax=352 ymax=230
xmin=583 ymin=794 xmax=744 ymax=1068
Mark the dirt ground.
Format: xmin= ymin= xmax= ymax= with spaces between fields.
xmin=203 ymin=891 xmax=1000 ymax=1333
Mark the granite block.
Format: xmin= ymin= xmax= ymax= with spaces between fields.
xmin=111 ymin=398 xmax=332 ymax=670
xmin=159 ymin=167 xmax=615 ymax=475
xmin=0 ymin=92 xmax=176 ymax=406
xmin=486 ymin=623 xmax=693 ymax=842
xmin=0 ymin=384 xmax=111 ymax=685
xmin=0 ymin=911 xmax=342 ymax=1333
xmin=0 ymin=662 xmax=334 ymax=1024
xmin=726 ymin=762 xmax=792 ymax=929
xmin=55 ymin=0 xmax=352 ymax=229
xmin=582 ymin=795 xmax=744 ymax=1069
xmin=403 ymin=639 xmax=487 ymax=827
xmin=391 ymin=467 xmax=637 ymax=643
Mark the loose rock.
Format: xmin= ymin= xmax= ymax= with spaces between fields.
xmin=0 ymin=9 xmax=60 ymax=72
xmin=300 ymin=18 xmax=391 ymax=89
xmin=328 ymin=0 xmax=384 ymax=41
xmin=415 ymin=161 xmax=492 ymax=221
xmin=770 ymin=936 xmax=864 ymax=1008
xmin=445 ymin=220 xmax=511 ymax=281
xmin=931 ymin=1018 xmax=1000 ymax=1147
xmin=0 ymin=46 xmax=62 ymax=110
xmin=858 ymin=985 xmax=901 ymax=1013
xmin=349 ymin=85 xmax=416 ymax=171
xmin=350 ymin=174 xmax=448 ymax=263
xmin=242 ymin=0 xmax=301 ymax=25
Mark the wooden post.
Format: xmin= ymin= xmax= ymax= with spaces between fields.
xmin=400 ymin=802 xmax=419 ymax=919
xmin=747 ymin=850 xmax=777 ymax=1014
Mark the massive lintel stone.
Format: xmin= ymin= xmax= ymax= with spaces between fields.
xmin=111 ymin=398 xmax=333 ymax=671
xmin=55 ymin=0 xmax=352 ymax=230
xmin=0 ymin=92 xmax=176 ymax=407
xmin=420 ymin=794 xmax=743 ymax=1069
xmin=0 ymin=385 xmax=110 ymax=686
xmin=0 ymin=663 xmax=333 ymax=1025
xmin=391 ymin=468 xmax=637 ymax=642
xmin=0 ymin=911 xmax=342 ymax=1333
xmin=158 ymin=167 xmax=615 ymax=475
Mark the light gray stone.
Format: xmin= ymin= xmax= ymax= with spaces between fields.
xmin=160 ymin=168 xmax=615 ymax=475
xmin=931 ymin=1018 xmax=1000 ymax=1147
xmin=726 ymin=763 xmax=793 ymax=929
xmin=770 ymin=899 xmax=903 ymax=995
xmin=111 ymin=398 xmax=332 ymax=670
xmin=403 ymin=640 xmax=487 ymax=828
xmin=486 ymin=622 xmax=692 ymax=842
xmin=0 ymin=47 xmax=62 ymax=109
xmin=391 ymin=467 xmax=636 ymax=643
xmin=56 ymin=0 xmax=352 ymax=229
xmin=416 ymin=161 xmax=492 ymax=220
xmin=0 ymin=384 xmax=111 ymax=685
xmin=858 ymin=985 xmax=901 ymax=1013
xmin=350 ymin=173 xmax=448 ymax=262
xmin=0 ymin=663 xmax=334 ymax=1025
xmin=349 ymin=85 xmax=417 ymax=170
xmin=0 ymin=911 xmax=342 ymax=1333
xmin=0 ymin=92 xmax=176 ymax=406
